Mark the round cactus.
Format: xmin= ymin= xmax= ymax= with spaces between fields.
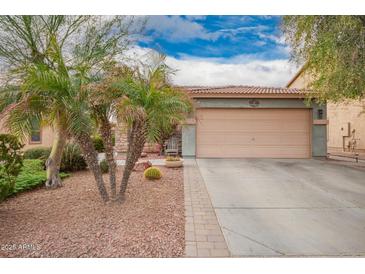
xmin=144 ymin=167 xmax=162 ymax=180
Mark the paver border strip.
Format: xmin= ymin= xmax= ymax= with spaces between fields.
xmin=183 ymin=159 xmax=230 ymax=257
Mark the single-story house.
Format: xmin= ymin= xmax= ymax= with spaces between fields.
xmin=179 ymin=86 xmax=327 ymax=159
xmin=287 ymin=67 xmax=365 ymax=154
xmin=2 ymin=84 xmax=327 ymax=159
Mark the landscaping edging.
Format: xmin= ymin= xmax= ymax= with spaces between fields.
xmin=183 ymin=159 xmax=230 ymax=257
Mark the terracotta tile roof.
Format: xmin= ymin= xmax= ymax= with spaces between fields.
xmin=182 ymin=85 xmax=307 ymax=96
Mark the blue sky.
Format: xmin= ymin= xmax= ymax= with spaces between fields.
xmin=130 ymin=16 xmax=297 ymax=87
xmin=140 ymin=16 xmax=286 ymax=61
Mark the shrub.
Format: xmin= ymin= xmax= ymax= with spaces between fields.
xmin=23 ymin=147 xmax=51 ymax=161
xmin=23 ymin=144 xmax=87 ymax=172
xmin=92 ymin=136 xmax=105 ymax=153
xmin=14 ymin=159 xmax=47 ymax=193
xmin=165 ymin=156 xmax=181 ymax=161
xmin=144 ymin=167 xmax=162 ymax=180
xmin=0 ymin=134 xmax=24 ymax=201
xmin=99 ymin=159 xmax=109 ymax=173
xmin=12 ymin=159 xmax=69 ymax=195
xmin=60 ymin=144 xmax=87 ymax=172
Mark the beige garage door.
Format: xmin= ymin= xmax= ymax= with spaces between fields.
xmin=196 ymin=108 xmax=311 ymax=158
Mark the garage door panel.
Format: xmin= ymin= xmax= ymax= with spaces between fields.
xmin=197 ymin=132 xmax=310 ymax=146
xmin=196 ymin=108 xmax=311 ymax=158
xmin=197 ymin=108 xmax=309 ymax=120
xmin=198 ymin=120 xmax=309 ymax=132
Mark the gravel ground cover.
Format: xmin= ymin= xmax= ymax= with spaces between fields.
xmin=0 ymin=166 xmax=184 ymax=257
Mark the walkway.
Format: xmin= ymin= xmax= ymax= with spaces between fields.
xmin=183 ymin=159 xmax=230 ymax=257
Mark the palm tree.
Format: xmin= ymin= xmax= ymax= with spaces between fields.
xmin=0 ymin=15 xmax=138 ymax=190
xmin=91 ymin=104 xmax=118 ymax=199
xmin=0 ymin=16 xmax=84 ymax=188
xmin=19 ymin=63 xmax=110 ymax=202
xmin=82 ymin=66 xmax=134 ymax=200
xmin=112 ymin=57 xmax=192 ymax=201
xmin=86 ymin=77 xmax=120 ymax=199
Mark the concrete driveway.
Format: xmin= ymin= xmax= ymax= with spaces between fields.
xmin=196 ymin=158 xmax=365 ymax=256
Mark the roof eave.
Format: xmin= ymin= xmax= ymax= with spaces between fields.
xmin=187 ymin=92 xmax=308 ymax=99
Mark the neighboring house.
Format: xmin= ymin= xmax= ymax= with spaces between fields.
xmin=180 ymin=86 xmax=327 ymax=159
xmin=287 ymin=67 xmax=365 ymax=154
xmin=0 ymin=112 xmax=54 ymax=150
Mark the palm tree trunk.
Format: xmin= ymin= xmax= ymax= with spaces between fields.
xmin=76 ymin=132 xmax=109 ymax=202
xmin=45 ymin=120 xmax=67 ymax=188
xmin=118 ymin=120 xmax=146 ymax=201
xmin=99 ymin=117 xmax=117 ymax=199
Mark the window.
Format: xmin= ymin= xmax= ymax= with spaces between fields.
xmin=317 ymin=109 xmax=324 ymax=119
xmin=30 ymin=119 xmax=41 ymax=143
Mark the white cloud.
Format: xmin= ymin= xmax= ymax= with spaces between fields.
xmin=218 ymin=25 xmax=268 ymax=35
xmin=185 ymin=16 xmax=207 ymax=21
xmin=177 ymin=52 xmax=287 ymax=65
xmin=166 ymin=56 xmax=297 ymax=87
xmin=142 ymin=16 xmax=288 ymax=56
xmin=144 ymin=16 xmax=223 ymax=42
xmin=254 ymin=40 xmax=267 ymax=47
xmin=124 ymin=46 xmax=298 ymax=87
xmin=257 ymin=32 xmax=286 ymax=45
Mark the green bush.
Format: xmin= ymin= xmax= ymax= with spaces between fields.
xmin=14 ymin=159 xmax=47 ymax=193
xmin=23 ymin=147 xmax=51 ymax=161
xmin=92 ymin=136 xmax=105 ymax=153
xmin=144 ymin=167 xmax=162 ymax=180
xmin=0 ymin=134 xmax=24 ymax=201
xmin=23 ymin=144 xmax=87 ymax=172
xmin=60 ymin=144 xmax=87 ymax=172
xmin=12 ymin=159 xmax=69 ymax=195
xmin=99 ymin=159 xmax=109 ymax=174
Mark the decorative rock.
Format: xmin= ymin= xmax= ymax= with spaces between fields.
xmin=0 ymin=166 xmax=184 ymax=257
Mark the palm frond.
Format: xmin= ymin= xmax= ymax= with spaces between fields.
xmin=64 ymin=97 xmax=93 ymax=137
xmin=0 ymin=85 xmax=22 ymax=113
xmin=110 ymin=60 xmax=191 ymax=143
xmin=5 ymin=99 xmax=42 ymax=141
xmin=23 ymin=65 xmax=70 ymax=96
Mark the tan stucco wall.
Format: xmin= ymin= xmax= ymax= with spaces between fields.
xmin=0 ymin=115 xmax=54 ymax=150
xmin=26 ymin=125 xmax=54 ymax=150
xmin=327 ymin=101 xmax=365 ymax=152
xmin=287 ymin=70 xmax=365 ymax=152
xmin=287 ymin=71 xmax=312 ymax=89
